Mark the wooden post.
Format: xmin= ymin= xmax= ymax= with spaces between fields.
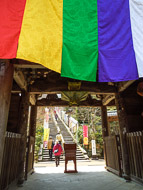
xmin=0 ymin=61 xmax=14 ymax=178
xmin=25 ymin=105 xmax=37 ymax=179
xmin=29 ymin=106 xmax=37 ymax=137
xmin=30 ymin=105 xmax=37 ymax=170
xmin=17 ymin=91 xmax=30 ymax=185
xmin=115 ymin=93 xmax=130 ymax=180
xmin=101 ymin=106 xmax=109 ymax=166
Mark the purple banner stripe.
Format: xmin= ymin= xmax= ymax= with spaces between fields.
xmin=98 ymin=0 xmax=138 ymax=82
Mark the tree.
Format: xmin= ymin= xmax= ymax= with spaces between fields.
xmin=34 ymin=107 xmax=45 ymax=162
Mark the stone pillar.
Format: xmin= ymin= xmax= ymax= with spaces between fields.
xmin=115 ymin=93 xmax=130 ymax=180
xmin=17 ymin=91 xmax=30 ymax=185
xmin=0 ymin=61 xmax=14 ymax=177
xmin=101 ymin=106 xmax=109 ymax=165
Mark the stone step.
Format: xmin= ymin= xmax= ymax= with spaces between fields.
xmin=40 ymin=114 xmax=88 ymax=162
xmin=41 ymin=157 xmax=86 ymax=162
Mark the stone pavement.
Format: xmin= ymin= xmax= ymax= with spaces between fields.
xmin=10 ymin=160 xmax=143 ymax=190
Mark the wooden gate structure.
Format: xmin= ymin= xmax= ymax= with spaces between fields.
xmin=126 ymin=132 xmax=143 ymax=183
xmin=104 ymin=135 xmax=122 ymax=177
xmin=0 ymin=132 xmax=21 ymax=190
xmin=0 ymin=60 xmax=143 ymax=189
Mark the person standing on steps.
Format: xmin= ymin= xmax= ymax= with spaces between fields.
xmin=55 ymin=113 xmax=58 ymax=121
xmin=47 ymin=136 xmax=54 ymax=160
xmin=53 ymin=140 xmax=63 ymax=167
xmin=56 ymin=132 xmax=62 ymax=145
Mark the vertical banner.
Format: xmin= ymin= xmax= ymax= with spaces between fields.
xmin=44 ymin=128 xmax=50 ymax=142
xmin=91 ymin=140 xmax=96 ymax=156
xmin=83 ymin=125 xmax=88 ymax=145
xmin=43 ymin=108 xmax=50 ymax=147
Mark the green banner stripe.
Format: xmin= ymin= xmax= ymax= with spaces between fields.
xmin=61 ymin=0 xmax=98 ymax=82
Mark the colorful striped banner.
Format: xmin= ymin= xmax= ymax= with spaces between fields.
xmin=17 ymin=0 xmax=63 ymax=74
xmin=61 ymin=0 xmax=98 ymax=82
xmin=0 ymin=0 xmax=143 ymax=82
xmin=0 ymin=0 xmax=26 ymax=58
xmin=98 ymin=0 xmax=138 ymax=82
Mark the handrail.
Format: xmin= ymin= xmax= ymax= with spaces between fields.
xmin=56 ymin=112 xmax=88 ymax=155
xmin=52 ymin=112 xmax=65 ymax=145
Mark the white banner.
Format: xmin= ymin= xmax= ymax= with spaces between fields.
xmin=92 ymin=140 xmax=96 ymax=156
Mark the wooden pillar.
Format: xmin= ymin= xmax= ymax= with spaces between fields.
xmin=30 ymin=105 xmax=37 ymax=170
xmin=29 ymin=106 xmax=37 ymax=137
xmin=101 ymin=106 xmax=109 ymax=165
xmin=101 ymin=106 xmax=109 ymax=137
xmin=0 ymin=61 xmax=14 ymax=177
xmin=115 ymin=93 xmax=130 ymax=180
xmin=17 ymin=91 xmax=30 ymax=185
xmin=25 ymin=105 xmax=37 ymax=179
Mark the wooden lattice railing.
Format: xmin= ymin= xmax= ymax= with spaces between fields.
xmin=126 ymin=131 xmax=143 ymax=183
xmin=0 ymin=132 xmax=21 ymax=190
xmin=104 ymin=135 xmax=122 ymax=176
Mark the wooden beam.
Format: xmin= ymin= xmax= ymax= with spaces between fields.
xmin=30 ymin=80 xmax=117 ymax=94
xmin=0 ymin=60 xmax=14 ymax=178
xmin=118 ymin=80 xmax=135 ymax=92
xmin=13 ymin=59 xmax=45 ymax=69
xmin=36 ymin=98 xmax=102 ymax=107
xmin=102 ymin=95 xmax=115 ymax=106
xmin=30 ymin=95 xmax=36 ymax=105
xmin=37 ymin=99 xmax=69 ymax=106
xmin=14 ymin=69 xmax=27 ymax=91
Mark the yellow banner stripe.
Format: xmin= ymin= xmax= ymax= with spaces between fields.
xmin=17 ymin=0 xmax=63 ymax=73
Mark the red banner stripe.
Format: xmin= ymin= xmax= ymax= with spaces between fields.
xmin=0 ymin=0 xmax=26 ymax=58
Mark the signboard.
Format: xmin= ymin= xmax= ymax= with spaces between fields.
xmin=83 ymin=125 xmax=88 ymax=145
xmin=91 ymin=140 xmax=96 ymax=155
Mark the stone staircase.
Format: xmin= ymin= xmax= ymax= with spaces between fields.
xmin=57 ymin=119 xmax=88 ymax=160
xmin=41 ymin=114 xmax=88 ymax=162
xmin=42 ymin=118 xmax=58 ymax=162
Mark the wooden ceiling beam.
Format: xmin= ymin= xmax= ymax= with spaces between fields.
xmin=30 ymin=95 xmax=36 ymax=105
xmin=102 ymin=95 xmax=115 ymax=106
xmin=14 ymin=69 xmax=27 ymax=91
xmin=36 ymin=98 xmax=102 ymax=107
xmin=13 ymin=59 xmax=46 ymax=69
xmin=29 ymin=80 xmax=117 ymax=94
xmin=118 ymin=80 xmax=135 ymax=92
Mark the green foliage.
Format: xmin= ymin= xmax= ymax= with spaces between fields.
xmin=76 ymin=126 xmax=83 ymax=145
xmin=34 ymin=124 xmax=44 ymax=162
xmin=71 ymin=107 xmax=103 ymax=157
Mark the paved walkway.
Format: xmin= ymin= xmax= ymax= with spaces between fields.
xmin=10 ymin=160 xmax=143 ymax=190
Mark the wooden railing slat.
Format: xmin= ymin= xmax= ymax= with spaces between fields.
xmin=126 ymin=131 xmax=143 ymax=182
xmin=0 ymin=132 xmax=21 ymax=190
